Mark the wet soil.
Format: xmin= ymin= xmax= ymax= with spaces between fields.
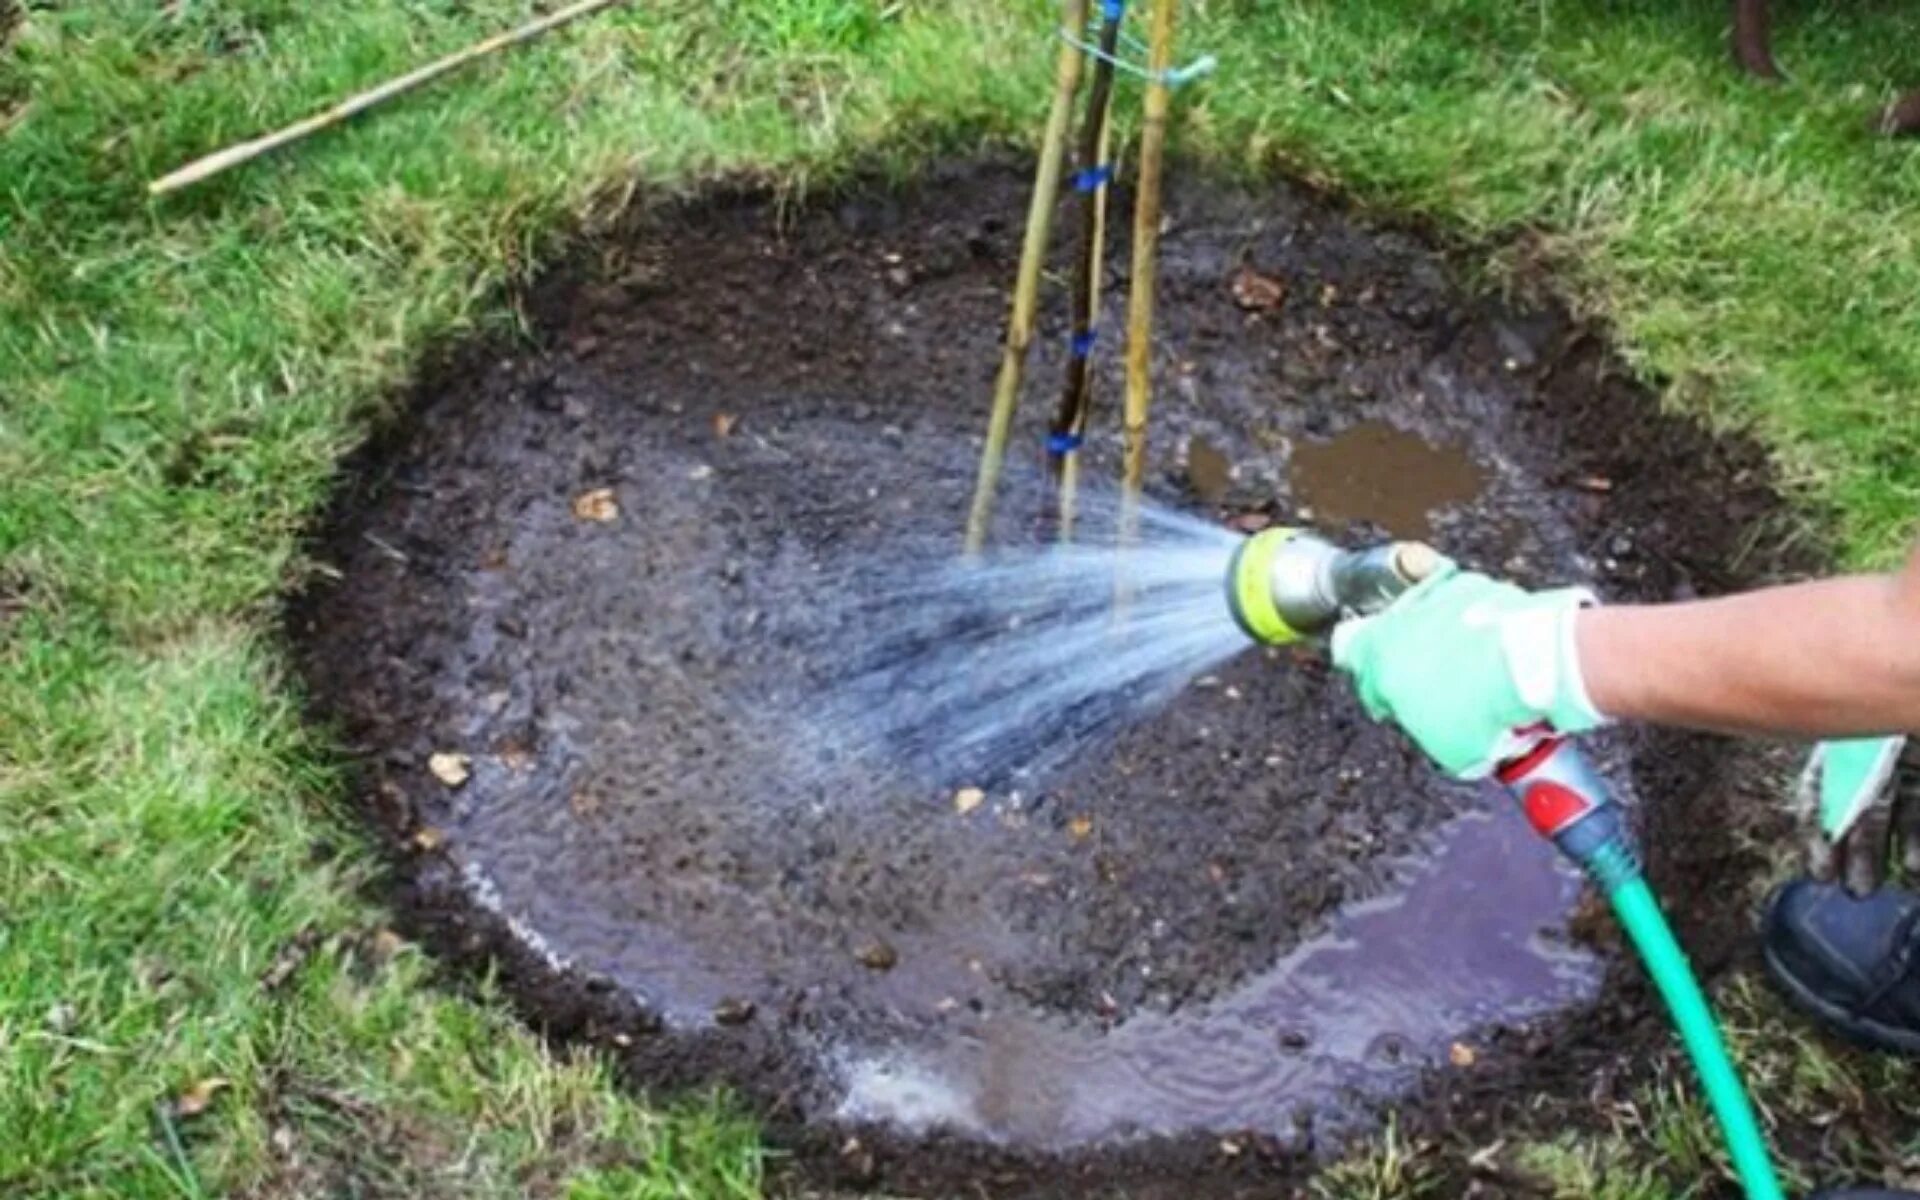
xmin=292 ymin=158 xmax=1812 ymax=1195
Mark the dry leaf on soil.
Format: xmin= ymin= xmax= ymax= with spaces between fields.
xmin=427 ymin=752 xmax=470 ymax=787
xmin=1449 ymin=1041 xmax=1477 ymax=1067
xmin=571 ymin=487 xmax=618 ymax=522
xmin=1067 ymin=815 xmax=1094 ymax=841
xmin=712 ymin=412 xmax=738 ymax=438
xmin=855 ymin=939 xmax=898 ymax=971
xmin=953 ymin=787 xmax=985 ymax=815
xmin=1230 ymin=265 xmax=1287 ymax=311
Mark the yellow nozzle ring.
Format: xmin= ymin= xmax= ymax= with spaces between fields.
xmin=1227 ymin=527 xmax=1303 ymax=645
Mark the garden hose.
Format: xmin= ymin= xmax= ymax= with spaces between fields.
xmin=1497 ymin=736 xmax=1786 ymax=1200
xmin=1227 ymin=530 xmax=1788 ymax=1200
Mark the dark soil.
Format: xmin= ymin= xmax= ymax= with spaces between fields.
xmin=290 ymin=157 xmax=1813 ymax=1197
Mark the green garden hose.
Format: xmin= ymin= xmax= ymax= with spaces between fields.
xmin=1500 ymin=738 xmax=1787 ymax=1200
xmin=1224 ymin=530 xmax=1790 ymax=1198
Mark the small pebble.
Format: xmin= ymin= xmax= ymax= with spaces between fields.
xmin=855 ymin=939 xmax=898 ymax=971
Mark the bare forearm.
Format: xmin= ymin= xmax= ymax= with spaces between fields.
xmin=1578 ymin=546 xmax=1920 ymax=738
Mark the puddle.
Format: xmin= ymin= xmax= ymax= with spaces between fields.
xmin=291 ymin=160 xmax=1803 ymax=1192
xmin=837 ymin=807 xmax=1595 ymax=1147
xmin=1290 ymin=421 xmax=1485 ymax=539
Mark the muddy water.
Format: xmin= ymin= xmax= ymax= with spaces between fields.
xmin=292 ymin=161 xmax=1783 ymax=1175
xmin=1291 ymin=421 xmax=1485 ymax=539
xmin=837 ymin=809 xmax=1592 ymax=1147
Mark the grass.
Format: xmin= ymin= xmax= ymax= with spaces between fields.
xmin=2 ymin=0 xmax=1917 ymax=1195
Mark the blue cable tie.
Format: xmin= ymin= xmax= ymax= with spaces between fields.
xmin=1068 ymin=329 xmax=1097 ymax=357
xmin=1072 ymin=164 xmax=1115 ymax=192
xmin=1101 ymin=0 xmax=1125 ymax=21
xmin=1047 ymin=431 xmax=1085 ymax=455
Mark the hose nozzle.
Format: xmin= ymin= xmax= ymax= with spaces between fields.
xmin=1225 ymin=527 xmax=1441 ymax=645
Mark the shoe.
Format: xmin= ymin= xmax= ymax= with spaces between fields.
xmin=1761 ymin=878 xmax=1920 ymax=1055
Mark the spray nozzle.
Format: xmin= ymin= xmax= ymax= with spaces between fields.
xmin=1224 ymin=527 xmax=1440 ymax=645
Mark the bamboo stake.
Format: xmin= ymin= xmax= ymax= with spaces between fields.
xmin=1046 ymin=2 xmax=1124 ymax=540
xmin=1119 ymin=0 xmax=1176 ymax=540
xmin=148 ymin=0 xmax=628 ymax=196
xmin=1055 ymin=112 xmax=1116 ymax=541
xmin=964 ymin=0 xmax=1089 ymax=555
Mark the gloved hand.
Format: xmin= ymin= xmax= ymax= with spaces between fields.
xmin=1330 ymin=560 xmax=1607 ymax=778
xmin=1793 ymin=736 xmax=1920 ymax=896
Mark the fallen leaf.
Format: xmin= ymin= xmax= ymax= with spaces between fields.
xmin=1067 ymin=815 xmax=1094 ymax=841
xmin=953 ymin=787 xmax=985 ymax=815
xmin=1468 ymin=1140 xmax=1505 ymax=1171
xmin=1318 ymin=282 xmax=1339 ymax=307
xmin=712 ymin=412 xmax=738 ymax=438
xmin=411 ymin=826 xmax=446 ymax=852
xmin=368 ymin=928 xmax=406 ymax=964
xmin=173 ymin=1077 xmax=228 ymax=1119
xmin=1219 ymin=1138 xmax=1244 ymax=1157
xmin=571 ymin=487 xmax=618 ymax=522
xmin=427 ymin=752 xmax=470 ymax=787
xmin=1230 ymin=265 xmax=1287 ymax=311
xmin=259 ymin=927 xmax=319 ymax=991
xmin=1449 ymin=1041 xmax=1477 ymax=1068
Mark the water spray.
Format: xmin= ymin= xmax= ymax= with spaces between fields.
xmin=1226 ymin=527 xmax=1788 ymax=1200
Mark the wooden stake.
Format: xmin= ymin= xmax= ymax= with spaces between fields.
xmin=1055 ymin=112 xmax=1116 ymax=541
xmin=148 ymin=0 xmax=628 ymax=196
xmin=1119 ymin=0 xmax=1176 ymax=538
xmin=1046 ymin=3 xmax=1124 ymax=539
xmin=964 ymin=0 xmax=1089 ymax=555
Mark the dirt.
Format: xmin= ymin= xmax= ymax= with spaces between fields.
xmin=291 ymin=157 xmax=1815 ymax=1196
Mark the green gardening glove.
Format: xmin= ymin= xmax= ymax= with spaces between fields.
xmin=1330 ymin=560 xmax=1607 ymax=779
xmin=1793 ymin=736 xmax=1920 ymax=896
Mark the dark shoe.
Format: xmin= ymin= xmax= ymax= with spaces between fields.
xmin=1762 ymin=878 xmax=1920 ymax=1055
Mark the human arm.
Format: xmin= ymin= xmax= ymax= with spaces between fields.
xmin=1576 ymin=541 xmax=1920 ymax=739
xmin=1330 ymin=539 xmax=1920 ymax=779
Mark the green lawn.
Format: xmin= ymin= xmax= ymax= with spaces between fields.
xmin=3 ymin=1 xmax=1918 ymax=1196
